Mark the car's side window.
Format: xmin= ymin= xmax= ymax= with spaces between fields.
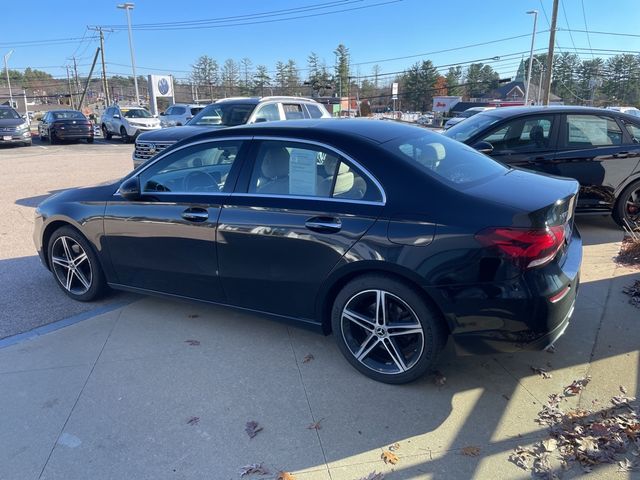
xmin=173 ymin=107 xmax=186 ymax=115
xmin=305 ymin=104 xmax=325 ymax=119
xmin=254 ymin=103 xmax=280 ymax=122
xmin=479 ymin=116 xmax=554 ymax=152
xmin=247 ymin=140 xmax=382 ymax=202
xmin=139 ymin=140 xmax=243 ymax=194
xmin=565 ymin=114 xmax=623 ymax=147
xmin=623 ymin=121 xmax=640 ymax=143
xmin=282 ymin=104 xmax=305 ymax=120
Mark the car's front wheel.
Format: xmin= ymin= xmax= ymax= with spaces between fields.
xmin=48 ymin=226 xmax=107 ymax=301
xmin=120 ymin=127 xmax=130 ymax=143
xmin=331 ymin=274 xmax=447 ymax=384
xmin=102 ymin=124 xmax=112 ymax=140
xmin=613 ymin=179 xmax=640 ymax=228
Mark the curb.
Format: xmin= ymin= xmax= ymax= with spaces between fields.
xmin=0 ymin=300 xmax=132 ymax=350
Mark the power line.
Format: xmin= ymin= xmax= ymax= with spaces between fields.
xmin=580 ymin=0 xmax=595 ymax=59
xmin=99 ymin=0 xmax=403 ymax=31
xmin=560 ymin=0 xmax=579 ymax=55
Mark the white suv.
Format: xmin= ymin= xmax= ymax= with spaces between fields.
xmin=101 ymin=105 xmax=161 ymax=143
xmin=160 ymin=104 xmax=206 ymax=127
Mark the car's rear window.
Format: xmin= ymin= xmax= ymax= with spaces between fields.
xmin=383 ymin=131 xmax=508 ymax=186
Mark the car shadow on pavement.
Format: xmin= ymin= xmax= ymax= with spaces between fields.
xmin=0 ymin=255 xmax=139 ymax=340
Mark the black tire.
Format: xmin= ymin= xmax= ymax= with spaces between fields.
xmin=102 ymin=124 xmax=112 ymax=140
xmin=23 ymin=141 xmax=32 ymax=147
xmin=49 ymin=130 xmax=57 ymax=144
xmin=120 ymin=127 xmax=130 ymax=143
xmin=87 ymin=137 xmax=94 ymax=144
xmin=613 ymin=179 xmax=640 ymax=228
xmin=47 ymin=226 xmax=108 ymax=302
xmin=331 ymin=274 xmax=447 ymax=384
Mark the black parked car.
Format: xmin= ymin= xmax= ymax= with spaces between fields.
xmin=38 ymin=110 xmax=94 ymax=144
xmin=443 ymin=106 xmax=640 ymax=227
xmin=34 ymin=120 xmax=581 ymax=383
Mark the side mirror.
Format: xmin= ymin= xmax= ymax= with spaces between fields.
xmin=159 ymin=112 xmax=165 ymax=116
xmin=254 ymin=117 xmax=268 ymax=123
xmin=472 ymin=141 xmax=494 ymax=155
xmin=119 ymin=176 xmax=141 ymax=201
xmin=113 ymin=114 xmax=120 ymax=119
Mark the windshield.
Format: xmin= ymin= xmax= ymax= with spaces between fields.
xmin=123 ymin=109 xmax=152 ymax=118
xmin=189 ymin=103 xmax=256 ymax=126
xmin=384 ymin=131 xmax=508 ymax=186
xmin=0 ymin=108 xmax=21 ymax=120
xmin=443 ymin=113 xmax=502 ymax=143
xmin=52 ymin=111 xmax=86 ymax=120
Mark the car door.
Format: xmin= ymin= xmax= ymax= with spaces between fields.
xmin=103 ymin=138 xmax=248 ymax=301
xmin=473 ymin=113 xmax=559 ymax=170
xmin=217 ymin=138 xmax=385 ymax=321
xmin=551 ymin=113 xmax=638 ymax=210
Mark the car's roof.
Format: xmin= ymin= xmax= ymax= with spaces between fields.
xmin=199 ymin=118 xmax=430 ymax=144
xmin=480 ymin=105 xmax=631 ymax=118
xmin=214 ymin=96 xmax=319 ymax=106
xmin=50 ymin=109 xmax=83 ymax=114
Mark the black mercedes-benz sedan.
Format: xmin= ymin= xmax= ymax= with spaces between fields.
xmin=443 ymin=106 xmax=640 ymax=227
xmin=34 ymin=119 xmax=582 ymax=383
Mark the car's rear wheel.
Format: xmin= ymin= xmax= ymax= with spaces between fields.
xmin=613 ymin=179 xmax=640 ymax=228
xmin=331 ymin=274 xmax=447 ymax=384
xmin=102 ymin=124 xmax=112 ymax=140
xmin=48 ymin=226 xmax=107 ymax=302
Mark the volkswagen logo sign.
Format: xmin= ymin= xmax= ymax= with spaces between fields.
xmin=148 ymin=144 xmax=156 ymax=154
xmin=157 ymin=78 xmax=170 ymax=96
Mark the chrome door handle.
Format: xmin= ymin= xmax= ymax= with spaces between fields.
xmin=181 ymin=208 xmax=208 ymax=222
xmin=305 ymin=217 xmax=342 ymax=233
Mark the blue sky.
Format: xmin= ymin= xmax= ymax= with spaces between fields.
xmin=2 ymin=0 xmax=639 ymax=83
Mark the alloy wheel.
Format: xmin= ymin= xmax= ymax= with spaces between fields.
xmin=340 ymin=289 xmax=424 ymax=375
xmin=625 ymin=186 xmax=640 ymax=224
xmin=50 ymin=236 xmax=93 ymax=295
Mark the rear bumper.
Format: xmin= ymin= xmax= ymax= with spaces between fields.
xmin=426 ymin=227 xmax=582 ymax=355
xmin=55 ymin=131 xmax=93 ymax=140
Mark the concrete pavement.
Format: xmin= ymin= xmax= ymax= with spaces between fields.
xmin=0 ymin=216 xmax=638 ymax=479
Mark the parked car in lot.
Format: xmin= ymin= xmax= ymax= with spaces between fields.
xmin=0 ymin=105 xmax=31 ymax=147
xmin=443 ymin=106 xmax=640 ymax=227
xmin=34 ymin=119 xmax=581 ymax=383
xmin=606 ymin=106 xmax=640 ymax=118
xmin=160 ymin=103 xmax=206 ymax=127
xmin=132 ymin=96 xmax=331 ymax=167
xmin=444 ymin=106 xmax=496 ymax=129
xmin=101 ymin=105 xmax=161 ymax=143
xmin=38 ymin=110 xmax=94 ymax=144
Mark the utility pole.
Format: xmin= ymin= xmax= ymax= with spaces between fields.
xmin=72 ymin=56 xmax=82 ymax=103
xmin=3 ymin=50 xmax=14 ymax=108
xmin=117 ymin=3 xmax=140 ymax=104
xmin=78 ymin=47 xmax=100 ymax=110
xmin=66 ymin=65 xmax=74 ymax=108
xmin=524 ymin=10 xmax=538 ymax=106
xmin=89 ymin=27 xmax=113 ymax=105
xmin=542 ymin=0 xmax=559 ymax=106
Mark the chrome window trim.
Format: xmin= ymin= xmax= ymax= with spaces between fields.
xmin=249 ymin=136 xmax=387 ymax=205
xmin=229 ymin=192 xmax=384 ymax=206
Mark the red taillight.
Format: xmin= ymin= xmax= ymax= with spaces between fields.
xmin=476 ymin=225 xmax=566 ymax=269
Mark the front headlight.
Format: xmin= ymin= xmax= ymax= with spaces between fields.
xmin=17 ymin=123 xmax=29 ymax=132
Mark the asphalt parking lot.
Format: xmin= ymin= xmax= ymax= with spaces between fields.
xmin=1 ymin=138 xmax=639 ymax=479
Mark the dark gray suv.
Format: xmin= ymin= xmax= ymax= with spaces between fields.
xmin=0 ymin=105 xmax=31 ymax=147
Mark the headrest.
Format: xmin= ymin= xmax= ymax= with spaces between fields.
xmin=261 ymin=147 xmax=290 ymax=178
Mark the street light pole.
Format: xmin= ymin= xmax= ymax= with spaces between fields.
xmin=117 ymin=3 xmax=140 ymax=105
xmin=3 ymin=50 xmax=14 ymax=108
xmin=524 ymin=10 xmax=538 ymax=106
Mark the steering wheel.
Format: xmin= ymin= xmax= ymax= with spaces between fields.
xmin=184 ymin=171 xmax=219 ymax=192
xmin=144 ymin=180 xmax=170 ymax=192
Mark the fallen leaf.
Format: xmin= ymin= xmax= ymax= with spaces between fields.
xmin=239 ymin=463 xmax=270 ymax=477
xmin=388 ymin=442 xmax=400 ymax=451
xmin=381 ymin=450 xmax=399 ymax=465
xmin=563 ymin=376 xmax=591 ymax=396
xmin=307 ymin=418 xmax=324 ymax=430
xmin=620 ymin=385 xmax=628 ymax=395
xmin=531 ymin=366 xmax=553 ymax=379
xmin=245 ymin=420 xmax=263 ymax=439
xmin=277 ymin=472 xmax=296 ymax=480
xmin=433 ymin=370 xmax=446 ymax=386
xmin=461 ymin=445 xmax=481 ymax=457
xmin=186 ymin=416 xmax=200 ymax=426
xmin=545 ymin=344 xmax=556 ymax=353
xmin=184 ymin=339 xmax=200 ymax=346
xmin=542 ymin=438 xmax=558 ymax=452
xmin=302 ymin=354 xmax=314 ymax=363
xmin=618 ymin=457 xmax=639 ymax=472
xmin=359 ymin=472 xmax=385 ymax=480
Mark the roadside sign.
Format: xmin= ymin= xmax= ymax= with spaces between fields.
xmin=392 ymin=82 xmax=398 ymax=100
